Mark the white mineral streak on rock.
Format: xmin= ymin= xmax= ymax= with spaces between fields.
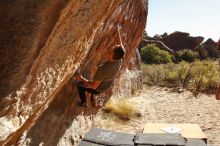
xmin=0 ymin=117 xmax=19 ymax=141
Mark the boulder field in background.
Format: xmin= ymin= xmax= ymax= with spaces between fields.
xmin=0 ymin=0 xmax=147 ymax=145
xmin=161 ymin=31 xmax=204 ymax=51
xmin=139 ymin=31 xmax=220 ymax=59
xmin=139 ymin=31 xmax=204 ymax=54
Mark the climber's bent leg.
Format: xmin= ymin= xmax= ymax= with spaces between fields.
xmin=78 ymin=85 xmax=87 ymax=104
xmin=77 ymin=85 xmax=100 ymax=106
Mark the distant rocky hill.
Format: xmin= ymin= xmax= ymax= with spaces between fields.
xmin=140 ymin=31 xmax=220 ymax=58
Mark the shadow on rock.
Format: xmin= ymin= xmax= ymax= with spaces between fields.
xmin=25 ymin=78 xmax=99 ymax=146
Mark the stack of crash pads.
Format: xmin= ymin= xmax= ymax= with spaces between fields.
xmin=79 ymin=123 xmax=207 ymax=146
xmin=142 ymin=123 xmax=207 ymax=146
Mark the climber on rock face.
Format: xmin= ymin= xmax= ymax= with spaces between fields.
xmin=75 ymin=46 xmax=125 ymax=107
xmin=74 ymin=29 xmax=125 ymax=107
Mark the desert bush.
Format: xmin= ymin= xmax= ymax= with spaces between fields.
xmin=166 ymin=71 xmax=179 ymax=84
xmin=141 ymin=64 xmax=167 ymax=85
xmin=141 ymin=44 xmax=172 ymax=64
xmin=176 ymin=49 xmax=198 ymax=62
xmin=141 ymin=60 xmax=219 ymax=95
xmin=177 ymin=62 xmax=194 ymax=88
xmin=141 ymin=62 xmax=193 ymax=87
xmin=191 ymin=60 xmax=219 ymax=95
xmin=104 ymin=98 xmax=135 ymax=120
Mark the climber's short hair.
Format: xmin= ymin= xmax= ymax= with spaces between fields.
xmin=112 ymin=45 xmax=126 ymax=60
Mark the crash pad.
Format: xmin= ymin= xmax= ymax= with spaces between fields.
xmin=80 ymin=128 xmax=135 ymax=145
xmin=134 ymin=133 xmax=185 ymax=146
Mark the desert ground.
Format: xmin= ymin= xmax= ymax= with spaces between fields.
xmin=92 ymin=86 xmax=220 ymax=145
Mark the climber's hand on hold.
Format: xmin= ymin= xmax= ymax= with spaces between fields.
xmin=117 ymin=23 xmax=122 ymax=31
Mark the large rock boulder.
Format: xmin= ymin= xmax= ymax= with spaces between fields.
xmin=218 ymin=38 xmax=220 ymax=49
xmin=199 ymin=38 xmax=220 ymax=58
xmin=0 ymin=0 xmax=147 ymax=145
xmin=161 ymin=31 xmax=204 ymax=51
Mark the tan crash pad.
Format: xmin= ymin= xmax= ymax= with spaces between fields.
xmin=143 ymin=123 xmax=206 ymax=141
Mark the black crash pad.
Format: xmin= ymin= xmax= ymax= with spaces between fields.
xmin=81 ymin=128 xmax=135 ymax=146
xmin=134 ymin=133 xmax=186 ymax=146
xmin=78 ymin=140 xmax=104 ymax=146
xmin=186 ymin=139 xmax=207 ymax=146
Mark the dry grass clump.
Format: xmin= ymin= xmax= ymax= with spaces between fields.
xmin=104 ymin=98 xmax=136 ymax=120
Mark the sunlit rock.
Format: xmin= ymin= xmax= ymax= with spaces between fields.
xmin=0 ymin=0 xmax=147 ymax=145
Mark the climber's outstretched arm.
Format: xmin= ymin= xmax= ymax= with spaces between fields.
xmin=116 ymin=25 xmax=124 ymax=47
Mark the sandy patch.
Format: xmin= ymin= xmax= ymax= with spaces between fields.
xmin=94 ymin=86 xmax=220 ymax=145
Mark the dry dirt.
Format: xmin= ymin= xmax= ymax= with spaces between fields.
xmin=92 ymin=86 xmax=220 ymax=145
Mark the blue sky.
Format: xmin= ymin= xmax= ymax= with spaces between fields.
xmin=146 ymin=0 xmax=220 ymax=41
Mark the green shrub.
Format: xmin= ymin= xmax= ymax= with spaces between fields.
xmin=176 ymin=49 xmax=198 ymax=62
xmin=141 ymin=60 xmax=219 ymax=95
xmin=141 ymin=44 xmax=172 ymax=64
xmin=177 ymin=62 xmax=194 ymax=88
xmin=166 ymin=71 xmax=179 ymax=84
xmin=141 ymin=64 xmax=166 ymax=85
xmin=191 ymin=60 xmax=219 ymax=95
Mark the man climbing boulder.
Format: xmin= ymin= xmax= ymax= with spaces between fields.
xmin=74 ymin=29 xmax=126 ymax=107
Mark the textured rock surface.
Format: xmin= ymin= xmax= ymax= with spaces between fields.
xmin=0 ymin=0 xmax=69 ymax=99
xmin=0 ymin=0 xmax=147 ymax=145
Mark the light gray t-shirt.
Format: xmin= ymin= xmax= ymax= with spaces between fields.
xmin=93 ymin=60 xmax=122 ymax=93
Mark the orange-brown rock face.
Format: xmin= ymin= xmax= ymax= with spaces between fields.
xmin=0 ymin=0 xmax=147 ymax=145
